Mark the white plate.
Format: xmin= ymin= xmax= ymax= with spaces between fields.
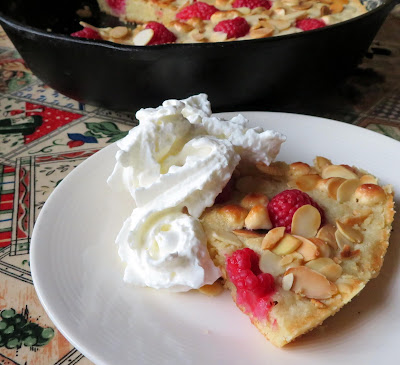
xmin=31 ymin=112 xmax=400 ymax=365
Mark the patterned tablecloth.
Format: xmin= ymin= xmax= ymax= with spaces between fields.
xmin=0 ymin=7 xmax=399 ymax=364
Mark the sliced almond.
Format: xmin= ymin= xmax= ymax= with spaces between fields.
xmin=294 ymin=236 xmax=320 ymax=262
xmin=206 ymin=227 xmax=243 ymax=247
xmin=336 ymin=221 xmax=363 ymax=243
xmin=250 ymin=27 xmax=274 ymax=39
xmin=233 ymin=229 xmax=265 ymax=238
xmin=245 ymin=205 xmax=273 ymax=230
xmin=326 ymin=177 xmax=346 ymax=200
xmin=261 ymin=226 xmax=286 ymax=250
xmin=172 ymin=21 xmax=194 ymax=33
xmin=210 ymin=31 xmax=228 ymax=42
xmin=289 ymin=162 xmax=311 ymax=177
xmin=279 ymin=252 xmax=303 ymax=266
xmin=291 ymin=204 xmax=321 ymax=238
xmin=133 ymin=29 xmax=154 ymax=46
xmin=259 ymin=250 xmax=286 ymax=276
xmin=110 ymin=26 xmax=129 ymax=39
xmin=269 ymin=19 xmax=291 ymax=30
xmin=305 ymin=257 xmax=343 ymax=282
xmin=272 ymin=234 xmax=302 ymax=256
xmin=308 ymin=237 xmax=332 ymax=257
xmin=198 ymin=281 xmax=224 ymax=296
xmin=280 ymin=10 xmax=307 ymax=20
xmin=316 ymin=224 xmax=338 ymax=250
xmin=337 ymin=179 xmax=360 ymax=203
xmin=335 ymin=229 xmax=353 ymax=251
xmin=292 ymin=174 xmax=321 ymax=191
xmin=360 ymin=174 xmax=378 ymax=185
xmin=285 ymin=266 xmax=338 ymax=299
xmin=218 ymin=205 xmax=248 ymax=229
xmin=241 ymin=193 xmax=269 ymax=210
xmin=282 ymin=272 xmax=294 ymax=290
xmin=272 ymin=8 xmax=287 ymax=17
xmin=314 ymin=156 xmax=332 ymax=173
xmin=322 ymin=164 xmax=358 ymax=180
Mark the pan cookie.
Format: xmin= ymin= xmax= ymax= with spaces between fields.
xmin=75 ymin=0 xmax=367 ymax=44
xmin=200 ymin=156 xmax=395 ymax=347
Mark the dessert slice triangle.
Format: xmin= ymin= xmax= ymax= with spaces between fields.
xmin=201 ymin=156 xmax=394 ymax=347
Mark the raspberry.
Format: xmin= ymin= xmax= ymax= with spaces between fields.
xmin=214 ymin=17 xmax=250 ymax=39
xmin=106 ymin=0 xmax=126 ymax=15
xmin=176 ymin=2 xmax=218 ymax=20
xmin=267 ymin=189 xmax=325 ymax=232
xmin=295 ymin=18 xmax=326 ymax=31
xmin=70 ymin=28 xmax=102 ymax=40
xmin=232 ymin=0 xmax=271 ymax=10
xmin=226 ymin=248 xmax=275 ymax=318
xmin=145 ymin=22 xmax=177 ymax=45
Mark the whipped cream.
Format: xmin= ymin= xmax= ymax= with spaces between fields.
xmin=108 ymin=94 xmax=286 ymax=291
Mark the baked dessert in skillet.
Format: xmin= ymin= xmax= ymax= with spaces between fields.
xmin=200 ymin=156 xmax=394 ymax=346
xmin=72 ymin=0 xmax=367 ymax=44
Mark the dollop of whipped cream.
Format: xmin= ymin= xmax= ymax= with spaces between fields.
xmin=108 ymin=94 xmax=286 ymax=291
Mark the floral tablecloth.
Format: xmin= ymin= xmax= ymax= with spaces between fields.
xmin=0 ymin=7 xmax=399 ymax=365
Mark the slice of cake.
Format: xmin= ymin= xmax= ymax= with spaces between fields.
xmin=200 ymin=156 xmax=395 ymax=347
xmin=81 ymin=0 xmax=367 ymax=45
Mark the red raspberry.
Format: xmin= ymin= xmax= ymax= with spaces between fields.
xmin=70 ymin=28 xmax=102 ymax=40
xmin=176 ymin=2 xmax=218 ymax=20
xmin=232 ymin=0 xmax=271 ymax=10
xmin=214 ymin=17 xmax=250 ymax=39
xmin=295 ymin=18 xmax=326 ymax=31
xmin=267 ymin=189 xmax=325 ymax=232
xmin=145 ymin=22 xmax=177 ymax=45
xmin=226 ymin=248 xmax=275 ymax=318
xmin=106 ymin=0 xmax=126 ymax=15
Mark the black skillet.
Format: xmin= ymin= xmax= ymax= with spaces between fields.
xmin=0 ymin=0 xmax=398 ymax=112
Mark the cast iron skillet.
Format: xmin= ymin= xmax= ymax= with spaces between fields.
xmin=0 ymin=0 xmax=398 ymax=112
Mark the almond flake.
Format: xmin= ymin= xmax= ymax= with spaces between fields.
xmin=326 ymin=177 xmax=346 ymax=200
xmin=292 ymin=174 xmax=321 ymax=191
xmin=261 ymin=226 xmax=285 ymax=250
xmin=336 ymin=221 xmax=363 ymax=243
xmin=314 ymin=156 xmax=332 ymax=173
xmin=259 ymin=250 xmax=286 ymax=277
xmin=133 ymin=29 xmax=154 ymax=46
xmin=272 ymin=234 xmax=302 ymax=256
xmin=337 ymin=179 xmax=360 ymax=203
xmin=291 ymin=204 xmax=321 ymax=238
xmin=282 ymin=273 xmax=294 ymax=290
xmin=294 ymin=236 xmax=320 ymax=262
xmin=286 ymin=266 xmax=338 ymax=299
xmin=321 ymin=164 xmax=358 ymax=180
xmin=360 ymin=174 xmax=378 ymax=185
xmin=305 ymin=257 xmax=342 ymax=282
xmin=316 ymin=224 xmax=338 ymax=250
